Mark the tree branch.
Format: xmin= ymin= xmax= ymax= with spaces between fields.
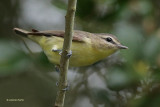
xmin=54 ymin=0 xmax=77 ymax=107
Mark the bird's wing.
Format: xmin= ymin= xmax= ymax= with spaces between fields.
xmin=27 ymin=30 xmax=86 ymax=42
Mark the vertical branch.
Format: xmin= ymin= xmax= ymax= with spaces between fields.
xmin=54 ymin=0 xmax=77 ymax=107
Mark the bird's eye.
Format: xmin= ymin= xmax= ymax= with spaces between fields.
xmin=106 ymin=37 xmax=112 ymax=42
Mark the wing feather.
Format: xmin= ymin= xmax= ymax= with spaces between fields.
xmin=27 ymin=30 xmax=85 ymax=42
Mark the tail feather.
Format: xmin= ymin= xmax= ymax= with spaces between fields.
xmin=13 ymin=28 xmax=29 ymax=37
xmin=13 ymin=28 xmax=43 ymax=44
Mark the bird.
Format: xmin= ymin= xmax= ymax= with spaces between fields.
xmin=13 ymin=28 xmax=128 ymax=67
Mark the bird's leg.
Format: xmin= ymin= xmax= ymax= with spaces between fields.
xmin=52 ymin=49 xmax=62 ymax=55
xmin=52 ymin=49 xmax=72 ymax=58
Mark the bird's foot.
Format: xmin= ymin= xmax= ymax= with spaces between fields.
xmin=52 ymin=49 xmax=72 ymax=58
xmin=67 ymin=50 xmax=72 ymax=58
xmin=52 ymin=49 xmax=62 ymax=55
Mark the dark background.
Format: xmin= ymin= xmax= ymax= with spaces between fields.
xmin=0 ymin=0 xmax=160 ymax=107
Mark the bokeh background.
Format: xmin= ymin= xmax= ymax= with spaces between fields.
xmin=0 ymin=0 xmax=160 ymax=107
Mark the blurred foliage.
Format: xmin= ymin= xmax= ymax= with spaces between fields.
xmin=1 ymin=0 xmax=160 ymax=107
xmin=0 ymin=0 xmax=20 ymax=38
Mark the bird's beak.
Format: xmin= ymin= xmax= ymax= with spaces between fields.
xmin=117 ymin=44 xmax=128 ymax=49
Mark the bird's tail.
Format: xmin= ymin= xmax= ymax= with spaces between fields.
xmin=13 ymin=28 xmax=43 ymax=44
xmin=13 ymin=28 xmax=29 ymax=37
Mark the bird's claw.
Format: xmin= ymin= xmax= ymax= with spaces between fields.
xmin=52 ymin=49 xmax=62 ymax=55
xmin=59 ymin=51 xmax=62 ymax=55
xmin=52 ymin=49 xmax=72 ymax=58
xmin=67 ymin=50 xmax=72 ymax=58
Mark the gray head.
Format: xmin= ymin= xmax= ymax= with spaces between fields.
xmin=96 ymin=33 xmax=128 ymax=50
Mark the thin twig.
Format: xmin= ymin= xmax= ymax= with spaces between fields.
xmin=54 ymin=0 xmax=77 ymax=107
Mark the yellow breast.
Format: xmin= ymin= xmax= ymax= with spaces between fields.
xmin=29 ymin=35 xmax=116 ymax=67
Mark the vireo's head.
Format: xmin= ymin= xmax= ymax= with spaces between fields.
xmin=95 ymin=33 xmax=128 ymax=51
